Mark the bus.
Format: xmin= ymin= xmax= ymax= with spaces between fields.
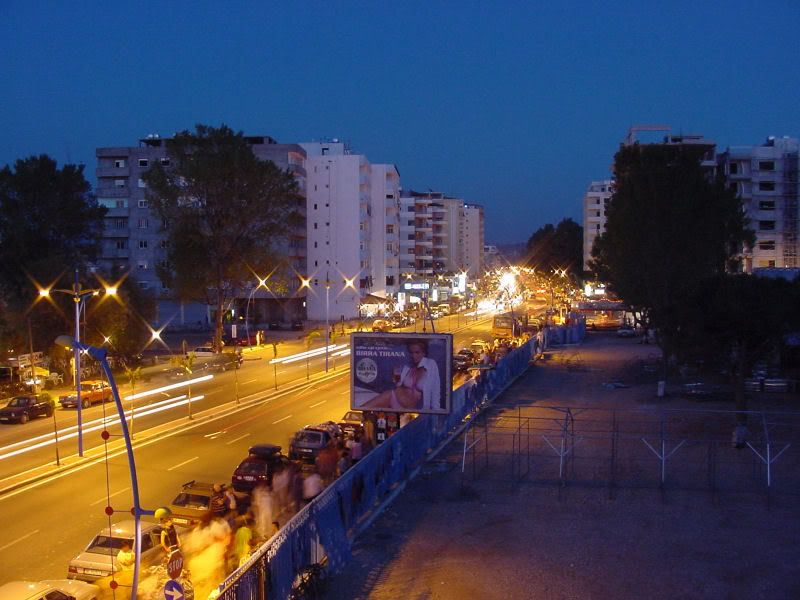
xmin=491 ymin=312 xmax=527 ymax=339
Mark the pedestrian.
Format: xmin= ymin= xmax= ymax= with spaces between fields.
xmin=347 ymin=433 xmax=363 ymax=463
xmin=234 ymin=515 xmax=254 ymax=565
xmin=271 ymin=520 xmax=280 ymax=537
xmin=160 ymin=516 xmax=180 ymax=553
xmin=210 ymin=483 xmax=227 ymax=519
xmin=337 ymin=449 xmax=351 ymax=477
xmin=315 ymin=442 xmax=338 ymax=485
xmin=117 ymin=541 xmax=134 ymax=572
xmin=303 ymin=469 xmax=324 ymax=504
xmin=272 ymin=466 xmax=291 ymax=511
xmin=251 ymin=482 xmax=274 ymax=540
xmin=224 ymin=486 xmax=239 ymax=519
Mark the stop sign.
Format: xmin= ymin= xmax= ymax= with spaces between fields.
xmin=167 ymin=549 xmax=184 ymax=580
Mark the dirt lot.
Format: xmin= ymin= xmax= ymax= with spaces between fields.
xmin=325 ymin=333 xmax=800 ymax=599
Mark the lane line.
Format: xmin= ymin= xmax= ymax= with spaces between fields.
xmin=225 ymin=433 xmax=251 ymax=446
xmin=204 ymin=431 xmax=222 ymax=438
xmin=90 ymin=486 xmax=131 ymax=507
xmin=271 ymin=415 xmax=292 ymax=425
xmin=309 ymin=400 xmax=327 ymax=408
xmin=167 ymin=456 xmax=199 ymax=471
xmin=241 ymin=379 xmax=257 ymax=385
xmin=0 ymin=529 xmax=39 ymax=553
xmin=338 ymin=390 xmax=349 ymax=395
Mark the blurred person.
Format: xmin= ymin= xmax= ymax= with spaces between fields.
xmin=347 ymin=433 xmax=363 ymax=463
xmin=272 ymin=466 xmax=291 ymax=510
xmin=303 ymin=469 xmax=324 ymax=504
xmin=251 ymin=482 xmax=274 ymax=540
xmin=315 ymin=441 xmax=338 ymax=485
xmin=271 ymin=520 xmax=280 ymax=537
xmin=337 ymin=449 xmax=351 ymax=477
xmin=210 ymin=483 xmax=227 ymax=518
xmin=234 ymin=516 xmax=254 ymax=566
xmin=117 ymin=540 xmax=134 ymax=571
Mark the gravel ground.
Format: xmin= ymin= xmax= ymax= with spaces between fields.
xmin=324 ymin=333 xmax=800 ymax=600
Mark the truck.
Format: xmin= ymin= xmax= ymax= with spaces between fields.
xmin=59 ymin=380 xmax=113 ymax=409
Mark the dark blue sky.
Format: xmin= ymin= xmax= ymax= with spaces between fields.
xmin=2 ymin=1 xmax=798 ymax=243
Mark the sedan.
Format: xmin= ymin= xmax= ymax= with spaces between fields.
xmin=0 ymin=395 xmax=53 ymax=424
xmin=0 ymin=580 xmax=100 ymax=600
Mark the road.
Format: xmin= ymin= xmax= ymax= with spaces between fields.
xmin=0 ymin=312 xmax=495 ymax=585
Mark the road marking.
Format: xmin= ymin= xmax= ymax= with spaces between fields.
xmin=90 ymin=486 xmax=131 ymax=507
xmin=241 ymin=379 xmax=257 ymax=385
xmin=271 ymin=414 xmax=292 ymax=425
xmin=204 ymin=431 xmax=222 ymax=438
xmin=309 ymin=400 xmax=326 ymax=408
xmin=225 ymin=433 xmax=251 ymax=445
xmin=339 ymin=390 xmax=349 ymax=395
xmin=0 ymin=529 xmax=39 ymax=552
xmin=167 ymin=456 xmax=199 ymax=471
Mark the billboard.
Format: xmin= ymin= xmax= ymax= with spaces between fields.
xmin=350 ymin=332 xmax=453 ymax=415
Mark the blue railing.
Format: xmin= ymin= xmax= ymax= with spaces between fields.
xmin=217 ymin=322 xmax=583 ymax=599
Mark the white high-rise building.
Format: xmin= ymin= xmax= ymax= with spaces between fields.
xmin=582 ymin=179 xmax=614 ymax=271
xmin=462 ymin=203 xmax=485 ymax=277
xmin=717 ymin=136 xmax=799 ymax=271
xmin=302 ymin=141 xmax=400 ymax=321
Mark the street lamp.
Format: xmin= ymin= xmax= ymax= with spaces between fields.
xmin=38 ymin=270 xmax=117 ymax=457
xmin=245 ymin=276 xmax=268 ymax=349
xmin=324 ymin=274 xmax=331 ymax=372
xmin=55 ymin=335 xmax=155 ymax=598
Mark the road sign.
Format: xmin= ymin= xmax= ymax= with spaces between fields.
xmin=231 ymin=324 xmax=237 ymax=338
xmin=163 ymin=579 xmax=184 ymax=600
xmin=16 ymin=352 xmax=43 ymax=368
xmin=166 ymin=548 xmax=184 ymax=580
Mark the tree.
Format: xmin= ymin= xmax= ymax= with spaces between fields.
xmin=683 ymin=274 xmax=800 ymax=418
xmin=143 ymin=125 xmax=301 ymax=352
xmin=525 ymin=218 xmax=583 ymax=275
xmin=590 ymin=143 xmax=754 ymax=368
xmin=0 ymin=155 xmax=105 ymax=354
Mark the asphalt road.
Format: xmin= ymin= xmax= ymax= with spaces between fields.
xmin=0 ymin=312 xmax=495 ymax=585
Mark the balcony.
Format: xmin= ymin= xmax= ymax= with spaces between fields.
xmin=102 ymin=249 xmax=129 ymax=259
xmin=96 ymin=187 xmax=129 ymax=198
xmin=104 ymin=206 xmax=130 ymax=218
xmin=96 ymin=166 xmax=130 ymax=178
xmin=103 ymin=229 xmax=129 ymax=238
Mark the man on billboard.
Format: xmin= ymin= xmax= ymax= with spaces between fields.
xmin=351 ymin=333 xmax=451 ymax=414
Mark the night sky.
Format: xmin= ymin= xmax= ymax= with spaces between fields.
xmin=2 ymin=1 xmax=798 ymax=243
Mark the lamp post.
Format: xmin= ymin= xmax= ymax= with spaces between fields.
xmin=324 ymin=274 xmax=331 ymax=372
xmin=245 ymin=277 xmax=268 ymax=350
xmin=55 ymin=335 xmax=154 ymax=598
xmin=38 ymin=270 xmax=116 ymax=456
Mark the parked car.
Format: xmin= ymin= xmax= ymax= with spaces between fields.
xmin=67 ymin=520 xmax=165 ymax=582
xmin=59 ymin=380 xmax=112 ymax=409
xmin=291 ymin=320 xmax=304 ymax=331
xmin=289 ymin=422 xmax=342 ymax=464
xmin=169 ymin=480 xmax=225 ymax=527
xmin=231 ymin=443 xmax=291 ymax=493
xmin=0 ymin=580 xmax=100 ymax=600
xmin=0 ymin=394 xmax=53 ymax=424
xmin=371 ymin=319 xmax=392 ymax=333
xmin=192 ymin=346 xmax=215 ymax=357
xmin=339 ymin=410 xmax=365 ymax=439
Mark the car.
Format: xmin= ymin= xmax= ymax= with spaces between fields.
xmin=67 ymin=520 xmax=165 ymax=582
xmin=0 ymin=580 xmax=100 ymax=600
xmin=291 ymin=320 xmax=304 ymax=331
xmin=23 ymin=368 xmax=64 ymax=390
xmin=168 ymin=480 xmax=223 ymax=527
xmin=453 ymin=354 xmax=473 ymax=372
xmin=231 ymin=444 xmax=291 ymax=493
xmin=339 ymin=410 xmax=365 ymax=439
xmin=289 ymin=422 xmax=342 ymax=464
xmin=59 ymin=380 xmax=112 ymax=409
xmin=0 ymin=394 xmax=53 ymax=424
xmin=192 ymin=346 xmax=216 ymax=357
xmin=371 ymin=319 xmax=392 ymax=333
xmin=469 ymin=339 xmax=491 ymax=355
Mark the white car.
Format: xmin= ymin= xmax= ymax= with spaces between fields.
xmin=0 ymin=580 xmax=99 ymax=600
xmin=68 ymin=520 xmax=165 ymax=582
xmin=192 ymin=346 xmax=215 ymax=357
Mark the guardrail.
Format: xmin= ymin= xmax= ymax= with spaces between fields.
xmin=216 ymin=322 xmax=584 ymax=600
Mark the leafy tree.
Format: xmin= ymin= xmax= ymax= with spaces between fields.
xmin=0 ymin=155 xmax=105 ymax=354
xmin=143 ymin=125 xmax=301 ymax=352
xmin=525 ymin=218 xmax=583 ymax=275
xmin=683 ymin=274 xmax=800 ymax=418
xmin=590 ymin=143 xmax=754 ymax=368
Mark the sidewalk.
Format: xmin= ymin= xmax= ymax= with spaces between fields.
xmin=325 ymin=333 xmax=800 ymax=599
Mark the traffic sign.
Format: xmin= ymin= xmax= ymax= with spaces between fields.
xmin=166 ymin=549 xmax=184 ymax=580
xmin=163 ymin=579 xmax=184 ymax=600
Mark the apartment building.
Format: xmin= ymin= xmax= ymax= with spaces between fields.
xmin=582 ymin=179 xmax=614 ymax=271
xmin=717 ymin=136 xmax=799 ymax=271
xmin=302 ymin=141 xmax=401 ymax=321
xmin=95 ymin=134 xmax=307 ymax=326
xmin=462 ymin=203 xmax=485 ymax=277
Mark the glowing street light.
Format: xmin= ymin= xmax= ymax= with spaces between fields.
xmin=245 ymin=275 xmax=269 ymax=349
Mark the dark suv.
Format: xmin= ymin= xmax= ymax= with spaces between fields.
xmin=289 ymin=422 xmax=342 ymax=464
xmin=0 ymin=394 xmax=53 ymax=424
xmin=231 ymin=444 xmax=291 ymax=492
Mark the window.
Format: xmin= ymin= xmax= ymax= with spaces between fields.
xmin=114 ymin=218 xmax=128 ymax=229
xmin=138 ymin=218 xmax=149 ymax=229
xmin=314 ymin=260 xmax=318 ymax=267
xmin=596 ymin=198 xmax=600 ymax=204
xmin=759 ymin=220 xmax=776 ymax=231
xmin=114 ymin=179 xmax=126 ymax=188
xmin=162 ymin=219 xmax=169 ymax=229
xmin=729 ymin=162 xmax=739 ymax=174
xmin=759 ymin=200 xmax=775 ymax=210
xmin=44 ymin=591 xmax=71 ymax=600
xmin=137 ymin=260 xmax=148 ymax=270
xmin=138 ymin=159 xmax=149 ymax=168
xmin=314 ymin=223 xmax=318 ymax=230
xmin=116 ymin=240 xmax=127 ymax=250
xmin=386 ymin=276 xmax=395 ymax=286
xmin=314 ymin=241 xmax=318 ymax=248
xmin=759 ymin=241 xmax=775 ymax=251
xmin=386 ymin=225 xmax=394 ymax=234
xmin=596 ymin=211 xmax=601 ymax=217
xmin=326 ymin=222 xmax=329 ymax=227
xmin=759 ymin=181 xmax=776 ymax=192
xmin=386 ymin=194 xmax=394 ymax=199
xmin=158 ymin=259 xmax=169 ymax=268
xmin=313 ymin=203 xmax=317 ymax=210
xmin=160 ymin=157 xmax=170 ymax=166
xmin=160 ymin=239 xmax=170 ymax=249
xmin=386 ymin=243 xmax=393 ymax=252
xmin=139 ymin=240 xmax=148 ymax=249
xmin=138 ymin=178 xmax=146 ymax=188
xmin=137 ymin=281 xmax=150 ymax=289
xmin=758 ymin=161 xmax=775 ymax=171
xmin=138 ymin=199 xmax=149 ymax=208
xmin=114 ymin=159 xmax=126 ymax=168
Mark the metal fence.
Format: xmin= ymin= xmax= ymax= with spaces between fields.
xmin=460 ymin=403 xmax=800 ymax=502
xmin=216 ymin=322 xmax=585 ymax=599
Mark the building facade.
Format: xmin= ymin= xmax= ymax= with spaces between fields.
xmin=582 ymin=179 xmax=614 ymax=271
xmin=95 ymin=134 xmax=307 ymax=326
